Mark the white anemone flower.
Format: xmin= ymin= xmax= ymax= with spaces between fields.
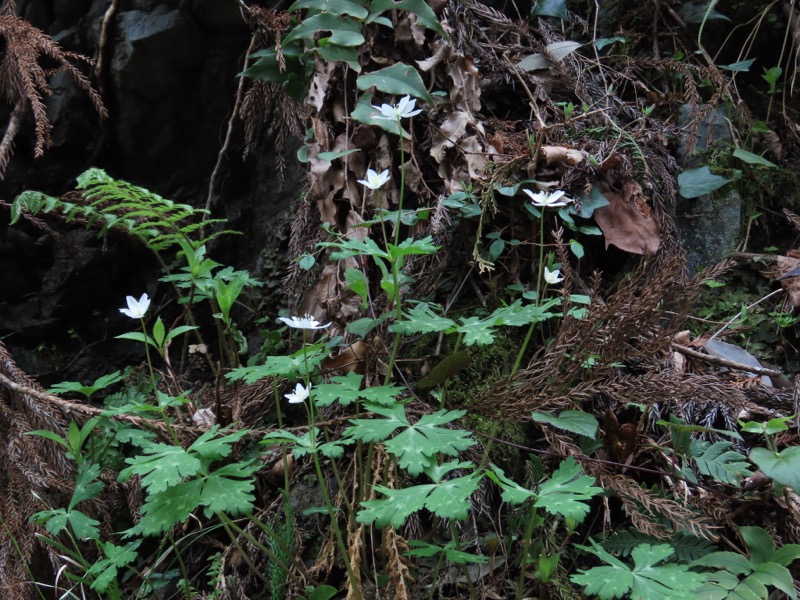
xmin=119 ymin=293 xmax=150 ymax=319
xmin=372 ymin=95 xmax=423 ymax=120
xmin=278 ymin=314 xmax=331 ymax=330
xmin=523 ymin=189 xmax=572 ymax=208
xmin=544 ymin=266 xmax=564 ymax=285
xmin=285 ymin=382 xmax=310 ymax=404
xmin=357 ymin=168 xmax=391 ymax=190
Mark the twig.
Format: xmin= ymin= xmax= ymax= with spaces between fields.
xmin=0 ymin=99 xmax=26 ymax=178
xmin=708 ymin=288 xmax=783 ymax=341
xmin=204 ymin=33 xmax=258 ymax=215
xmin=671 ymin=343 xmax=782 ymax=377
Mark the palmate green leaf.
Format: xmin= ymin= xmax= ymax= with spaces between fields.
xmin=485 ymin=465 xmax=535 ymax=504
xmin=358 ymin=466 xmax=479 ymax=527
xmin=119 ymin=443 xmax=202 ymax=494
xmin=534 ymin=457 xmax=602 ymax=522
xmin=384 ymin=409 xmax=474 ymax=475
xmin=390 ymin=303 xmax=456 ymax=335
xmin=456 ymin=316 xmax=496 ymax=346
xmin=532 ymin=409 xmax=599 ymax=439
xmin=126 ymin=479 xmax=203 ymax=537
xmin=189 ymin=427 xmax=249 ymax=463
xmin=573 ymin=541 xmax=705 ymax=600
xmin=199 ymin=461 xmax=257 ymax=516
xmin=314 ymin=372 xmax=404 ymax=407
xmin=345 ymin=402 xmax=408 ymax=443
xmin=69 ymin=463 xmax=105 ymax=510
xmin=358 ymin=484 xmax=432 ymax=528
xmin=226 ymin=346 xmax=327 ymax=383
xmin=692 ymin=441 xmax=752 ymax=485
xmin=88 ymin=541 xmax=141 ymax=593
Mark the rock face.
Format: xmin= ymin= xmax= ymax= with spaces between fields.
xmin=674 ymin=104 xmax=742 ymax=273
xmin=1 ymin=2 xmax=305 ymax=380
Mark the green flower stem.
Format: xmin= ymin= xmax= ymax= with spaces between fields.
xmin=516 ymin=505 xmax=539 ymax=600
xmin=140 ymin=318 xmax=180 ymax=445
xmin=394 ymin=116 xmax=405 ymax=247
xmin=449 ymin=521 xmax=476 ymax=599
xmin=273 ymin=382 xmax=290 ymax=495
xmin=168 ymin=533 xmax=192 ymax=599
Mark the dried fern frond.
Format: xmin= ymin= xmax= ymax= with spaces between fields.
xmin=0 ymin=12 xmax=106 ymax=176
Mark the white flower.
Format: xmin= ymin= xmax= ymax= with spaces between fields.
xmin=372 ymin=95 xmax=423 ymax=120
xmin=544 ymin=266 xmax=564 ymax=285
xmin=278 ymin=314 xmax=331 ymax=330
xmin=523 ymin=189 xmax=572 ymax=208
xmin=357 ymin=168 xmax=391 ymax=190
xmin=285 ymin=382 xmax=310 ymax=404
xmin=119 ymin=293 xmax=150 ymax=319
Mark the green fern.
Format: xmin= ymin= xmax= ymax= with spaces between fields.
xmin=602 ymin=529 xmax=716 ymax=562
xmin=10 ymin=168 xmax=234 ymax=252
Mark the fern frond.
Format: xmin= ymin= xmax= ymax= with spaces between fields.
xmin=602 ymin=529 xmax=717 ymax=562
xmin=11 ymin=169 xmax=239 ymax=253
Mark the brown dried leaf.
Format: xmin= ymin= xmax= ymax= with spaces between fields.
xmin=594 ymin=182 xmax=661 ymax=254
xmin=541 ymin=145 xmax=586 ymax=166
xmin=431 ymin=111 xmax=471 ymax=162
xmin=776 ymin=255 xmax=800 ymax=307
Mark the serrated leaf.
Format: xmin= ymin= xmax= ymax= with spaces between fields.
xmin=356 ymin=63 xmax=434 ymax=104
xmin=66 ymin=509 xmax=101 ymax=540
xmin=358 ymin=484 xmax=432 ymax=528
xmin=486 ymin=465 xmax=535 ymax=505
xmin=119 ymin=443 xmax=202 ymax=493
xmin=127 ymin=479 xmax=203 ymax=537
xmin=69 ymin=463 xmax=104 ymax=510
xmin=425 ymin=474 xmax=480 ymax=520
xmin=750 ymin=446 xmax=800 ymax=490
xmin=693 ymin=441 xmax=752 ymax=485
xmin=532 ymin=410 xmax=599 ymax=439
xmin=534 ymin=457 xmax=602 ymax=521
xmin=456 ymin=316 xmax=496 ymax=346
xmin=391 ymin=303 xmax=456 ymax=335
xmin=88 ymin=541 xmax=141 ymax=592
xmin=200 ymin=465 xmax=257 ymax=517
xmin=678 ymin=166 xmax=732 ymax=198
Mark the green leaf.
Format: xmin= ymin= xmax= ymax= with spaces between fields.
xmin=424 ymin=473 xmax=480 ymax=520
xmin=345 ymin=267 xmax=368 ymax=306
xmin=719 ymin=58 xmax=755 ymax=72
xmin=485 ymin=465 xmax=535 ymax=505
xmin=126 ymin=479 xmax=203 ymax=536
xmin=88 ymin=541 xmax=141 ymax=593
xmin=351 ymin=93 xmax=404 ymax=137
xmin=575 ymin=186 xmax=611 ymax=218
xmin=226 ymin=346 xmax=327 ymax=383
xmin=531 ymin=0 xmax=568 ymax=20
xmin=298 ymin=253 xmax=316 ymax=270
xmin=391 ymin=303 xmax=456 ymax=335
xmin=574 ymin=541 xmax=705 ymax=600
xmin=288 ymin=0 xmax=368 ymax=18
xmin=368 ymin=0 xmax=444 ymax=35
xmin=314 ymin=42 xmax=361 ymax=70
xmin=732 ymin=148 xmax=777 ymax=168
xmin=119 ymin=442 xmax=202 ymax=493
xmin=456 ymin=316 xmax=496 ymax=346
xmin=678 ymin=166 xmax=732 ymax=198
xmin=317 ymin=149 xmax=361 ymax=160
xmin=284 ymin=13 xmax=365 ymax=46
xmin=534 ymin=457 xmax=602 ymax=521
xmin=595 ymin=36 xmax=626 ymax=51
xmin=152 ymin=317 xmax=166 ymax=347
xmin=199 ymin=462 xmax=257 ymax=517
xmin=358 ymin=484 xmax=432 ymax=528
xmin=749 ymin=562 xmax=797 ymax=599
xmin=531 ymin=410 xmax=599 ymax=439
xmin=69 ymin=463 xmax=105 ymax=510
xmin=693 ymin=441 xmax=752 ymax=485
xmin=388 ymin=236 xmax=438 ymax=260
xmin=750 ymin=446 xmax=800 ymax=490
xmin=417 ymin=351 xmax=472 ymax=390
xmin=66 ymin=509 xmax=102 ymax=540
xmin=356 ymin=63 xmax=434 ymax=104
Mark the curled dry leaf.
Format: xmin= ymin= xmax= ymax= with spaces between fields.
xmin=775 ymin=255 xmax=800 ymax=307
xmin=191 ymin=408 xmax=216 ymax=429
xmin=540 ymin=145 xmax=586 ymax=166
xmin=593 ymin=181 xmax=661 ymax=254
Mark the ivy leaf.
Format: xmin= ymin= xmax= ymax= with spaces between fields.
xmin=750 ymin=447 xmax=800 ymax=490
xmin=534 ymin=457 xmax=602 ymax=522
xmin=573 ymin=541 xmax=705 ymax=600
xmin=531 ymin=410 xmax=599 ymax=439
xmin=356 ymin=63 xmax=434 ymax=105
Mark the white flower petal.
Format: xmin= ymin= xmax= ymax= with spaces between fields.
xmin=278 ymin=314 xmax=332 ymax=330
xmin=285 ymin=382 xmax=310 ymax=404
xmin=119 ymin=293 xmax=150 ymax=319
xmin=544 ymin=266 xmax=564 ymax=285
